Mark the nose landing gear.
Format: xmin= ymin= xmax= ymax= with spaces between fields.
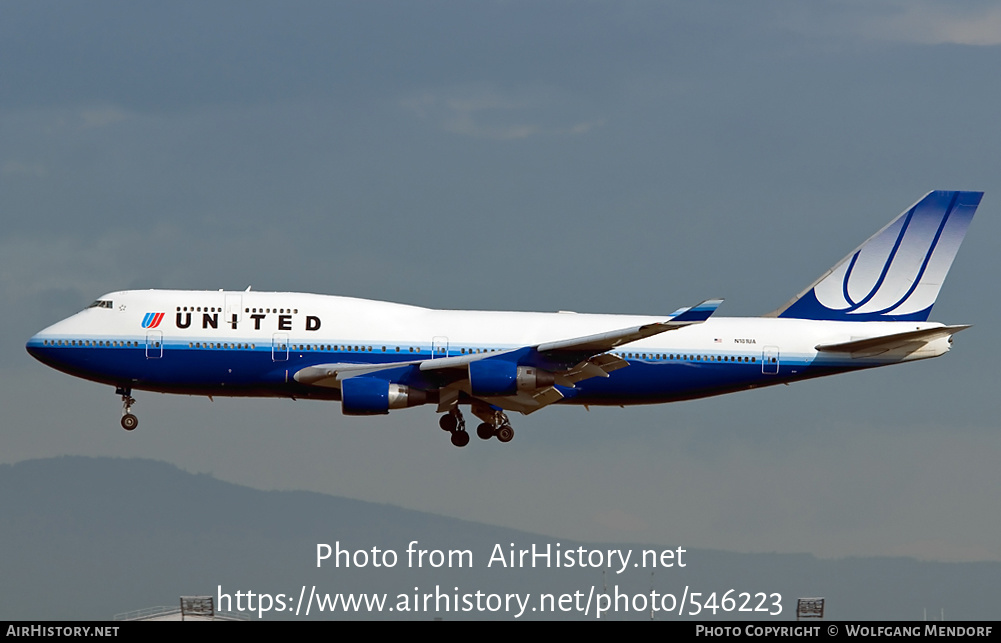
xmin=117 ymin=386 xmax=138 ymax=431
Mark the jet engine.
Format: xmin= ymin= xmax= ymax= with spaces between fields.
xmin=341 ymin=377 xmax=427 ymax=415
xmin=468 ymin=361 xmax=554 ymax=396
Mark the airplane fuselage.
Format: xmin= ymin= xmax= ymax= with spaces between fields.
xmin=26 ymin=289 xmax=953 ymax=405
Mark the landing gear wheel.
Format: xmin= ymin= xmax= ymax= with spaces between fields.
xmin=117 ymin=387 xmax=137 ymax=431
xmin=495 ymin=425 xmax=514 ymax=443
xmin=476 ymin=423 xmax=494 ymax=440
xmin=450 ymin=430 xmax=470 ymax=447
xmin=121 ymin=414 xmax=138 ymax=431
xmin=439 ymin=414 xmax=458 ymax=432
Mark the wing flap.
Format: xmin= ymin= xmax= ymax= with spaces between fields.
xmin=477 ymin=386 xmax=566 ymax=415
xmin=555 ymin=353 xmax=630 ymax=387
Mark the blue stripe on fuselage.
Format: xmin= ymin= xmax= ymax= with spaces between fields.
xmin=26 ymin=338 xmax=871 ymax=404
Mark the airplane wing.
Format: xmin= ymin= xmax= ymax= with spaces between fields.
xmin=294 ymin=299 xmax=723 ymax=415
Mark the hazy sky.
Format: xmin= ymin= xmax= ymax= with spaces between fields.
xmin=4 ymin=1 xmax=1001 ymax=564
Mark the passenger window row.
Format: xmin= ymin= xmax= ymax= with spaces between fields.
xmin=615 ymin=352 xmax=758 ymax=363
xmin=42 ymin=340 xmax=766 ymax=365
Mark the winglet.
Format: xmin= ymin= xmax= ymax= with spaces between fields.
xmin=669 ymin=298 xmax=724 ymax=324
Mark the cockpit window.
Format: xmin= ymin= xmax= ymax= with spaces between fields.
xmin=88 ymin=300 xmax=113 ymax=309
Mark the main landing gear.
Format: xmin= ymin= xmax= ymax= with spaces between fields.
xmin=438 ymin=407 xmax=469 ymax=447
xmin=117 ymin=386 xmax=138 ymax=431
xmin=475 ymin=408 xmax=514 ymax=443
xmin=438 ymin=407 xmax=514 ymax=448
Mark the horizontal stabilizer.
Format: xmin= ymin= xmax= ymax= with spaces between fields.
xmin=815 ymin=324 xmax=970 ymax=356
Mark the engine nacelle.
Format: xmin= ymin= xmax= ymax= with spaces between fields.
xmin=341 ymin=378 xmax=427 ymax=415
xmin=468 ymin=361 xmax=555 ymax=396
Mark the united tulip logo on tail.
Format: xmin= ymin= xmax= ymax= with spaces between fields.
xmin=141 ymin=312 xmax=165 ymax=329
xmin=775 ymin=191 xmax=982 ymax=322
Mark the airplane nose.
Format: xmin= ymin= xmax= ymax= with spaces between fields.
xmin=26 ymin=333 xmax=57 ymax=367
xmin=26 ymin=334 xmax=45 ymax=361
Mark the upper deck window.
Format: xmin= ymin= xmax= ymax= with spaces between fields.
xmin=88 ymin=300 xmax=113 ymax=309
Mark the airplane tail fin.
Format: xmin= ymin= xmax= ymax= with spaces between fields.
xmin=767 ymin=190 xmax=983 ymax=322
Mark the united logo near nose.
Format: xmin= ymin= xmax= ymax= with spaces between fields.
xmin=141 ymin=312 xmax=165 ymax=329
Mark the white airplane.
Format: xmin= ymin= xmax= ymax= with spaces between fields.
xmin=27 ymin=190 xmax=982 ymax=447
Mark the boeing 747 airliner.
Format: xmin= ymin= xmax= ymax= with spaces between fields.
xmin=26 ymin=191 xmax=982 ymax=447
